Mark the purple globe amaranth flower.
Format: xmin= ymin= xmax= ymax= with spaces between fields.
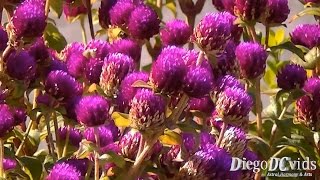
xmin=100 ymin=53 xmax=135 ymax=96
xmin=12 ymin=107 xmax=27 ymax=126
xmin=212 ymin=0 xmax=235 ymax=13
xmin=242 ymin=150 xmax=259 ymax=179
xmin=27 ymin=37 xmax=49 ymax=63
xmin=0 ymin=26 xmax=8 ymax=52
xmin=58 ymin=126 xmax=82 ymax=147
xmin=236 ymin=42 xmax=268 ymax=79
xmin=182 ymin=64 xmax=214 ymax=98
xmin=98 ymin=0 xmax=117 ymax=28
xmin=150 ymin=46 xmax=187 ymax=94
xmin=63 ymin=42 xmax=87 ymax=78
xmin=160 ymin=145 xmax=182 ymax=176
xmin=11 ymin=0 xmax=46 ymax=39
xmin=187 ymin=96 xmax=215 ymax=114
xmin=182 ymin=133 xmax=196 ymax=155
xmin=216 ymin=88 xmax=253 ymax=126
xmin=295 ymin=95 xmax=320 ymax=131
xmin=110 ymin=38 xmax=142 ymax=65
xmin=64 ymin=96 xmax=81 ymax=120
xmin=63 ymin=2 xmax=87 ymax=20
xmin=0 ymin=104 xmax=15 ymax=137
xmin=262 ymin=0 xmax=290 ymax=25
xmin=85 ymin=39 xmax=110 ymax=60
xmin=213 ymin=75 xmax=245 ymax=94
xmin=221 ymin=126 xmax=247 ymax=157
xmin=129 ymin=89 xmax=166 ymax=132
xmin=6 ymin=50 xmax=36 ymax=81
xmin=128 ymin=5 xmax=160 ymax=39
xmin=47 ymin=162 xmax=82 ymax=180
xmin=291 ymin=24 xmax=320 ymax=49
xmin=61 ymin=159 xmax=89 ymax=177
xmin=109 ymin=0 xmax=135 ymax=27
xmin=160 ymin=19 xmax=192 ymax=46
xmin=277 ymin=64 xmax=307 ymax=90
xmin=119 ymin=130 xmax=141 ymax=159
xmin=45 ymin=70 xmax=83 ymax=101
xmin=303 ymin=77 xmax=320 ymax=99
xmin=75 ymin=95 xmax=111 ymax=127
xmin=177 ymin=145 xmax=239 ymax=180
xmin=193 ymin=12 xmax=233 ymax=53
xmin=214 ymin=41 xmax=240 ymax=77
xmin=234 ymin=0 xmax=267 ymax=22
xmin=199 ymin=132 xmax=216 ymax=150
xmin=84 ymin=123 xmax=119 ymax=147
xmin=62 ymin=42 xmax=85 ymax=60
xmin=85 ymin=57 xmax=103 ymax=84
xmin=116 ymin=72 xmax=149 ymax=113
xmin=3 ymin=158 xmax=17 ymax=171
xmin=44 ymin=56 xmax=68 ymax=77
xmin=225 ymin=12 xmax=243 ymax=42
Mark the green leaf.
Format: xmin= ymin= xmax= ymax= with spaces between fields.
xmin=111 ymin=112 xmax=130 ymax=127
xmin=44 ymin=23 xmax=67 ymax=52
xmin=293 ymin=47 xmax=320 ymax=69
xmin=247 ymin=134 xmax=271 ymax=160
xmin=165 ymin=0 xmax=177 ymax=17
xmin=159 ymin=129 xmax=181 ymax=145
xmin=263 ymin=68 xmax=277 ymax=88
xmin=99 ymin=151 xmax=126 ymax=168
xmin=18 ymin=156 xmax=43 ymax=180
xmin=290 ymin=7 xmax=320 ymax=22
xmin=49 ymin=0 xmax=63 ymax=18
xmin=270 ymin=41 xmax=305 ymax=61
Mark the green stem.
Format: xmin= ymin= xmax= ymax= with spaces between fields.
xmin=265 ymin=25 xmax=270 ymax=48
xmin=85 ymin=0 xmax=95 ymax=40
xmin=216 ymin=122 xmax=227 ymax=147
xmin=170 ymin=93 xmax=189 ymax=124
xmin=52 ymin=111 xmax=61 ymax=159
xmin=196 ymin=51 xmax=204 ymax=66
xmin=0 ymin=139 xmax=4 ymax=178
xmin=62 ymin=125 xmax=70 ymax=157
xmin=45 ymin=0 xmax=50 ymax=17
xmin=248 ymin=25 xmax=258 ymax=43
xmin=94 ymin=127 xmax=100 ymax=180
xmin=85 ymin=162 xmax=93 ymax=180
xmin=45 ymin=113 xmax=56 ymax=161
xmin=0 ymin=45 xmax=12 ymax=72
xmin=80 ymin=17 xmax=87 ymax=44
xmin=186 ymin=15 xmax=195 ymax=49
xmin=269 ymin=105 xmax=288 ymax=146
xmin=254 ymin=79 xmax=263 ymax=137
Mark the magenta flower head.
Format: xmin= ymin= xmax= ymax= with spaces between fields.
xmin=119 ymin=130 xmax=141 ymax=160
xmin=84 ymin=123 xmax=119 ymax=147
xmin=277 ymin=64 xmax=307 ymax=90
xmin=188 ymin=96 xmax=215 ymax=114
xmin=27 ymin=37 xmax=49 ymax=63
xmin=221 ymin=126 xmax=247 ymax=157
xmin=160 ymin=19 xmax=192 ymax=46
xmin=291 ymin=24 xmax=320 ymax=49
xmin=116 ymin=72 xmax=149 ymax=113
xmin=85 ymin=57 xmax=103 ymax=84
xmin=128 ymin=5 xmax=160 ymax=40
xmin=45 ymin=70 xmax=83 ymax=101
xmin=303 ymin=77 xmax=320 ymax=99
xmin=234 ymin=0 xmax=267 ymax=22
xmin=295 ymin=95 xmax=320 ymax=131
xmin=3 ymin=158 xmax=17 ymax=171
xmin=12 ymin=107 xmax=27 ymax=126
xmin=182 ymin=64 xmax=214 ymax=98
xmin=212 ymin=0 xmax=235 ymax=13
xmin=216 ymin=88 xmax=253 ymax=126
xmin=109 ymin=0 xmax=135 ymax=27
xmin=63 ymin=42 xmax=87 ymax=78
xmin=99 ymin=53 xmax=135 ymax=96
xmin=47 ymin=162 xmax=82 ymax=180
xmin=75 ymin=95 xmax=111 ymax=127
xmin=85 ymin=39 xmax=110 ymax=60
xmin=150 ymin=46 xmax=187 ymax=94
xmin=193 ymin=12 xmax=234 ymax=53
xmin=242 ymin=150 xmax=259 ymax=179
xmin=6 ymin=50 xmax=36 ymax=81
xmin=160 ymin=145 xmax=181 ymax=176
xmin=236 ymin=42 xmax=268 ymax=79
xmin=0 ymin=104 xmax=15 ymax=138
xmin=214 ymin=75 xmax=245 ymax=94
xmin=129 ymin=89 xmax=166 ymax=132
xmin=98 ymin=0 xmax=117 ymax=28
xmin=0 ymin=26 xmax=8 ymax=51
xmin=215 ymin=41 xmax=239 ymax=77
xmin=178 ymin=145 xmax=239 ymax=179
xmin=110 ymin=38 xmax=142 ymax=65
xmin=11 ymin=0 xmax=46 ymax=39
xmin=63 ymin=2 xmax=87 ymax=20
xmin=262 ymin=0 xmax=290 ymax=25
xmin=58 ymin=127 xmax=82 ymax=147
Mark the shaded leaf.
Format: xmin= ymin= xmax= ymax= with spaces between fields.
xmin=18 ymin=156 xmax=43 ymax=180
xmin=99 ymin=151 xmax=126 ymax=168
xmin=290 ymin=7 xmax=320 ymax=22
xmin=270 ymin=41 xmax=305 ymax=60
xmin=49 ymin=0 xmax=63 ymax=18
xmin=44 ymin=23 xmax=67 ymax=52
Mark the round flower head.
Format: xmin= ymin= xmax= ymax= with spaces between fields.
xmin=193 ymin=12 xmax=234 ymax=53
xmin=160 ymin=19 xmax=192 ymax=46
xmin=129 ymin=89 xmax=166 ymax=132
xmin=12 ymin=107 xmax=27 ymax=126
xmin=98 ymin=0 xmax=117 ymax=28
xmin=119 ymin=130 xmax=141 ymax=159
xmin=0 ymin=26 xmax=8 ymax=51
xmin=64 ymin=96 xmax=81 ymax=120
xmin=63 ymin=2 xmax=87 ymax=20
xmin=99 ymin=53 xmax=135 ymax=96
xmin=295 ymin=95 xmax=320 ymax=131
xmin=212 ymin=0 xmax=235 ymax=13
xmin=3 ymin=158 xmax=17 ymax=171
xmin=199 ymin=132 xmax=216 ymax=150
xmin=27 ymin=37 xmax=49 ymax=63
xmin=236 ymin=42 xmax=268 ymax=79
xmin=188 ymin=96 xmax=215 ymax=114
xmin=214 ymin=41 xmax=239 ymax=77
xmin=85 ymin=39 xmax=110 ymax=60
xmin=84 ymin=123 xmax=119 ymax=147
xmin=214 ymin=75 xmax=245 ymax=94
xmin=75 ymin=95 xmax=111 ymax=127
xmin=47 ymin=162 xmax=82 ymax=180
xmin=291 ymin=24 xmax=320 ymax=49
xmin=6 ymin=50 xmax=36 ymax=81
xmin=262 ymin=0 xmax=290 ymax=25
xmin=61 ymin=159 xmax=89 ymax=177
xmin=44 ymin=56 xmax=68 ymax=77
xmin=116 ymin=72 xmax=149 ymax=113
xmin=85 ymin=57 xmax=103 ymax=84
xmin=234 ymin=0 xmax=267 ymax=22
xmin=182 ymin=64 xmax=214 ymax=98
xmin=110 ymin=38 xmax=142 ymax=65
xmin=63 ymin=42 xmax=86 ymax=78
xmin=178 ymin=145 xmax=239 ymax=180
xmin=182 ymin=133 xmax=196 ymax=155
xmin=58 ymin=127 xmax=82 ymax=147
xmin=160 ymin=145 xmax=182 ymax=176
xmin=11 ymin=0 xmax=46 ymax=39
xmin=303 ymin=77 xmax=320 ymax=99
xmin=220 ymin=126 xmax=247 ymax=157
xmin=45 ymin=70 xmax=83 ymax=101
xmin=0 ymin=104 xmax=15 ymax=137
xmin=277 ymin=64 xmax=307 ymax=90
xmin=242 ymin=150 xmax=259 ymax=179
xmin=109 ymin=1 xmax=135 ymax=27
xmin=150 ymin=46 xmax=187 ymax=94
xmin=216 ymin=88 xmax=253 ymax=126
xmin=128 ymin=5 xmax=160 ymax=39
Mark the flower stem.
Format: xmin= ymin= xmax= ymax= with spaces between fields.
xmin=85 ymin=0 xmax=95 ymax=40
xmin=248 ymin=25 xmax=258 ymax=43
xmin=45 ymin=0 xmax=50 ymax=17
xmin=269 ymin=105 xmax=288 ymax=146
xmin=265 ymin=25 xmax=270 ymax=48
xmin=0 ymin=139 xmax=4 ymax=178
xmin=62 ymin=125 xmax=70 ymax=157
xmin=170 ymin=93 xmax=189 ymax=124
xmin=156 ymin=0 xmax=162 ymax=8
xmin=186 ymin=15 xmax=195 ymax=49
xmin=85 ymin=162 xmax=93 ymax=180
xmin=254 ymin=79 xmax=263 ymax=137
xmin=80 ymin=17 xmax=87 ymax=44
xmin=94 ymin=127 xmax=100 ymax=180
xmin=0 ymin=45 xmax=13 ymax=72
xmin=45 ymin=112 xmax=56 ymax=161
xmin=216 ymin=122 xmax=227 ymax=147
xmin=196 ymin=51 xmax=204 ymax=66
xmin=52 ymin=111 xmax=61 ymax=159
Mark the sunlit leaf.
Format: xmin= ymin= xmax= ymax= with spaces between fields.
xmin=159 ymin=130 xmax=181 ymax=145
xmin=112 ymin=112 xmax=130 ymax=127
